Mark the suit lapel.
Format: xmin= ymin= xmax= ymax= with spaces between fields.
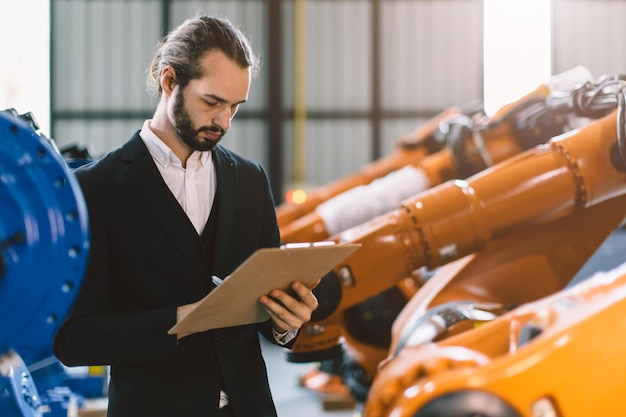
xmin=211 ymin=146 xmax=237 ymax=272
xmin=121 ymin=135 xmax=207 ymax=279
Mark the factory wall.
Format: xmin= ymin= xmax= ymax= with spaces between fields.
xmin=553 ymin=0 xmax=626 ymax=76
xmin=50 ymin=0 xmax=626 ymax=204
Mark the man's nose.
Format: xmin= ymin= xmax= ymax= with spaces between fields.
xmin=213 ymin=105 xmax=232 ymax=131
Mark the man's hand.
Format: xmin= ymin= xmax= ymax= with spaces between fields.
xmin=259 ymin=280 xmax=319 ymax=333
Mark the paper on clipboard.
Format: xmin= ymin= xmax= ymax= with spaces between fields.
xmin=168 ymin=242 xmax=361 ymax=335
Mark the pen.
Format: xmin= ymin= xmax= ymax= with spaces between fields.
xmin=211 ymin=275 xmax=223 ymax=286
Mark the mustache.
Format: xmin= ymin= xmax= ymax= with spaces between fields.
xmin=198 ymin=125 xmax=225 ymax=136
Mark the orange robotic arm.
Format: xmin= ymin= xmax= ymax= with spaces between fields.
xmin=290 ymin=75 xmax=626 ymax=389
xmin=364 ymin=259 xmax=626 ymax=417
xmin=361 ymin=74 xmax=626 ymax=416
xmin=312 ymin=108 xmax=623 ymax=316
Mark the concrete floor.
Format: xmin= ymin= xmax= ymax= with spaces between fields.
xmin=262 ymin=339 xmax=363 ymax=417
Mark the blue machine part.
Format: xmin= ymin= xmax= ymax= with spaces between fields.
xmin=0 ymin=109 xmax=90 ymax=365
xmin=0 ymin=350 xmax=43 ymax=417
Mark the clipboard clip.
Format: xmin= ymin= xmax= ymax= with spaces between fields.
xmin=280 ymin=241 xmax=336 ymax=249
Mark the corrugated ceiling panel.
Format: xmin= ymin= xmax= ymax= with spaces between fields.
xmin=53 ymin=0 xmax=161 ymax=111
xmin=218 ymin=119 xmax=269 ymax=168
xmin=380 ymin=117 xmax=433 ymax=155
xmin=281 ymin=0 xmax=371 ymax=111
xmin=53 ymin=119 xmax=144 ymax=157
xmin=380 ymin=0 xmax=483 ymax=111
xmin=282 ymin=119 xmax=371 ymax=186
xmin=53 ymin=1 xmax=88 ymax=111
xmin=553 ymin=0 xmax=626 ymax=78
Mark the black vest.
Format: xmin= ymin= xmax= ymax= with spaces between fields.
xmin=179 ymin=194 xmax=220 ymax=281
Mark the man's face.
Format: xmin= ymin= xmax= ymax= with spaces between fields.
xmin=171 ymin=88 xmax=222 ymax=152
xmin=169 ymin=50 xmax=251 ymax=152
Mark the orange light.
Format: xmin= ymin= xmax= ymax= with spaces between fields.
xmin=285 ymin=189 xmax=308 ymax=205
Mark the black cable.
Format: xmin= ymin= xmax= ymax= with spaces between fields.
xmin=445 ymin=115 xmax=480 ymax=178
xmin=616 ymin=87 xmax=626 ymax=167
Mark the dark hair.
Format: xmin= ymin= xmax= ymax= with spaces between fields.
xmin=147 ymin=16 xmax=260 ymax=95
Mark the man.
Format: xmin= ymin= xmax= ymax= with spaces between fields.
xmin=54 ymin=16 xmax=318 ymax=417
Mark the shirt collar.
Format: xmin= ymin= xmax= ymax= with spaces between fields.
xmin=139 ymin=120 xmax=212 ymax=168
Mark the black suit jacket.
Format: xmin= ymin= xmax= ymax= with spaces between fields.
xmin=54 ymin=132 xmax=285 ymax=417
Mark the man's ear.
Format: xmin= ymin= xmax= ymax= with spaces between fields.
xmin=160 ymin=67 xmax=177 ymax=94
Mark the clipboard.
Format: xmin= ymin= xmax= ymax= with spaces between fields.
xmin=168 ymin=242 xmax=361 ymax=335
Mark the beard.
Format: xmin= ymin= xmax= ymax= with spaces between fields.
xmin=172 ymin=89 xmax=225 ymax=152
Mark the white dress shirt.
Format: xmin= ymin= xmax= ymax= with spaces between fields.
xmin=139 ymin=120 xmax=215 ymax=235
